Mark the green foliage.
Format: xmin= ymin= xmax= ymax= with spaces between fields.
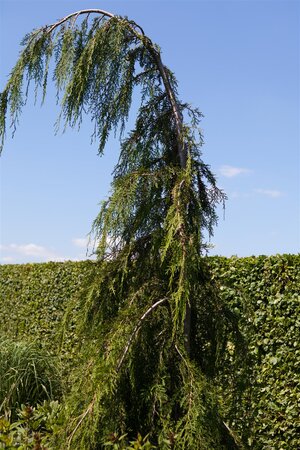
xmin=0 ymin=261 xmax=95 ymax=377
xmin=0 ymin=400 xmax=62 ymax=449
xmin=0 ymin=9 xmax=228 ymax=449
xmin=1 ymin=255 xmax=299 ymax=448
xmin=209 ymin=254 xmax=300 ymax=450
xmin=2 ymin=8 xmax=298 ymax=450
xmin=104 ymin=433 xmax=155 ymax=449
xmin=56 ymin=257 xmax=233 ymax=449
xmin=0 ymin=339 xmax=62 ymax=420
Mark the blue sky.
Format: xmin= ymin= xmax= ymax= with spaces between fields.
xmin=0 ymin=0 xmax=299 ymax=263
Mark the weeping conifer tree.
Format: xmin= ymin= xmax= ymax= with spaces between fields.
xmin=0 ymin=9 xmax=245 ymax=449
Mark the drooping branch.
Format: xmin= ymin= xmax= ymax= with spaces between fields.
xmin=43 ymin=9 xmax=190 ymax=353
xmin=67 ymin=394 xmax=96 ymax=449
xmin=147 ymin=47 xmax=187 ymax=168
xmin=45 ymin=9 xmax=145 ymax=39
xmin=43 ymin=9 xmax=186 ymax=168
xmin=0 ymin=8 xmax=217 ymax=361
xmin=1 ymin=9 xmax=186 ymax=175
xmin=116 ymin=297 xmax=168 ymax=372
xmin=46 ymin=9 xmax=115 ymax=34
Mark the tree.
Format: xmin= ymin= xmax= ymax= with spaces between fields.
xmin=0 ymin=8 xmax=243 ymax=449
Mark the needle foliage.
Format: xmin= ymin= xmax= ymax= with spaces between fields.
xmin=0 ymin=10 xmax=244 ymax=449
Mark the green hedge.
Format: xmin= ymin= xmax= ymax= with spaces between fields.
xmin=209 ymin=255 xmax=300 ymax=449
xmin=0 ymin=261 xmax=96 ymax=372
xmin=0 ymin=255 xmax=299 ymax=449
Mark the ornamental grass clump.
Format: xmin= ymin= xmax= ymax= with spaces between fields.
xmin=0 ymin=339 xmax=62 ymax=419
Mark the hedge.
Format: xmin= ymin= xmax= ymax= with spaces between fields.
xmin=0 ymin=261 xmax=96 ymax=374
xmin=209 ymin=255 xmax=300 ymax=449
xmin=0 ymin=255 xmax=299 ymax=449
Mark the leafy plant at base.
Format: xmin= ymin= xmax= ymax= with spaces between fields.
xmin=0 ymin=8 xmax=245 ymax=449
xmin=0 ymin=400 xmax=62 ymax=449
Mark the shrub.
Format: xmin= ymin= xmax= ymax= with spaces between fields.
xmin=0 ymin=400 xmax=62 ymax=449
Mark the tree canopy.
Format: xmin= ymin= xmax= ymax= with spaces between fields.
xmin=0 ymin=9 xmax=244 ymax=450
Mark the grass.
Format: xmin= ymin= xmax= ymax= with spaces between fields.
xmin=0 ymin=339 xmax=63 ymax=418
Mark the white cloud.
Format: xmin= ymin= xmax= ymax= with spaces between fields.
xmin=72 ymin=237 xmax=89 ymax=249
xmin=229 ymin=191 xmax=252 ymax=199
xmin=0 ymin=243 xmax=65 ymax=263
xmin=219 ymin=165 xmax=251 ymax=178
xmin=255 ymin=189 xmax=283 ymax=198
xmin=1 ymin=256 xmax=14 ymax=263
xmin=10 ymin=243 xmax=49 ymax=257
